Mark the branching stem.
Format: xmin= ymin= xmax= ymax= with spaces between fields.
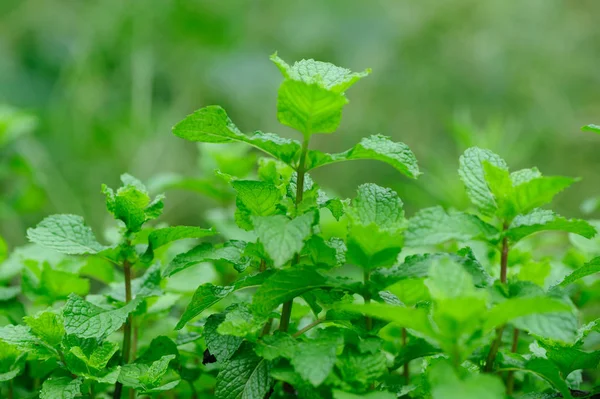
xmin=279 ymin=135 xmax=311 ymax=333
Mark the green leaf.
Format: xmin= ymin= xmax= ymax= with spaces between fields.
xmin=484 ymin=297 xmax=571 ymax=331
xmin=520 ymin=358 xmax=573 ymax=399
xmin=514 ymin=312 xmax=579 ymax=344
xmin=405 ymin=206 xmax=498 ymax=247
xmin=118 ymin=355 xmax=178 ymax=392
xmin=176 ymin=272 xmax=272 ymax=329
xmin=346 ymin=184 xmax=407 ymax=269
xmin=102 ymin=174 xmax=164 ymax=232
xmin=554 ymin=256 xmax=600 ymax=288
xmin=142 ymin=226 xmax=215 ymax=261
xmin=291 ymin=334 xmax=342 ymax=386
xmin=336 ymin=348 xmax=387 ymax=387
xmin=0 ymin=340 xmax=25 ymax=382
xmin=217 ymin=303 xmax=268 ymax=337
xmin=307 ymin=135 xmax=420 ymax=179
xmin=63 ymin=294 xmax=140 ymax=340
xmin=458 ymin=147 xmax=508 ymax=215
xmin=205 ymin=313 xmax=244 ymax=363
xmin=0 ymin=324 xmax=53 ymax=355
xmin=232 ymin=180 xmax=283 ymax=230
xmin=582 ymin=124 xmax=600 ymax=134
xmin=252 ymin=267 xmax=328 ymax=317
xmin=40 ymin=377 xmax=83 ymax=399
xmin=163 ymin=241 xmax=248 ymax=278
xmin=536 ymin=340 xmax=600 ymax=377
xmin=506 ymin=209 xmax=596 ymax=242
xmin=271 ymin=54 xmax=370 ymax=94
xmin=340 ymin=303 xmax=435 ymax=337
xmin=23 ymin=310 xmax=64 ymax=348
xmin=215 ymin=343 xmax=272 ymax=399
xmin=428 ymin=360 xmax=504 ymax=399
xmin=333 ymin=391 xmax=395 ymax=399
xmin=271 ymin=54 xmax=369 ymax=136
xmin=27 ymin=214 xmax=106 ymax=255
xmin=173 ymin=105 xmax=301 ymax=165
xmin=255 ymin=333 xmax=296 ymax=361
xmin=253 ymin=212 xmax=314 ymax=267
xmin=64 ymin=340 xmax=120 ymax=383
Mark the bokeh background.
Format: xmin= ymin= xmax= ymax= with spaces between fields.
xmin=1 ymin=0 xmax=599 ymax=246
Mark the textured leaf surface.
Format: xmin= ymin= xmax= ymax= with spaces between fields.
xmin=173 ymin=106 xmax=301 ymax=165
xmin=506 ymin=209 xmax=595 ymax=242
xmin=428 ymin=361 xmax=504 ymax=399
xmin=521 ymin=358 xmax=573 ymax=399
xmin=341 ymin=303 xmax=434 ymax=337
xmin=40 ymin=377 xmax=83 ymax=399
xmin=554 ymin=256 xmax=600 ymax=288
xmin=143 ymin=226 xmax=215 ymax=260
xmin=484 ymin=297 xmax=571 ymax=331
xmin=253 ymin=212 xmax=314 ymax=267
xmin=405 ymin=206 xmax=498 ymax=246
xmin=215 ymin=344 xmax=272 ymax=399
xmin=458 ymin=147 xmax=508 ymax=215
xmin=308 ymin=135 xmax=420 ymax=179
xmin=176 ymin=272 xmax=272 ymax=329
xmin=23 ymin=310 xmax=64 ymax=348
xmin=252 ymin=267 xmax=328 ymax=316
xmin=27 ymin=214 xmax=106 ymax=254
xmin=63 ymin=294 xmax=140 ymax=339
xmin=163 ymin=241 xmax=248 ymax=277
xmin=205 ymin=313 xmax=244 ymax=363
xmin=346 ymin=184 xmax=406 ymax=269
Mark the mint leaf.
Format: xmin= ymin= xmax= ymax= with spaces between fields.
xmin=163 ymin=241 xmax=248 ymax=278
xmin=40 ymin=377 xmax=83 ymax=399
xmin=118 ymin=355 xmax=178 ymax=393
xmin=458 ymin=147 xmax=508 ymax=215
xmin=176 ymin=272 xmax=272 ymax=329
xmin=554 ymin=256 xmax=600 ymax=288
xmin=217 ymin=303 xmax=269 ymax=338
xmin=27 ymin=214 xmax=106 ymax=254
xmin=0 ymin=325 xmax=53 ymax=355
xmin=521 ymin=358 xmax=573 ymax=399
xmin=102 ymin=174 xmax=164 ymax=232
xmin=142 ymin=226 xmax=215 ymax=261
xmin=0 ymin=340 xmax=25 ymax=382
xmin=506 ymin=209 xmax=596 ymax=242
xmin=255 ymin=333 xmax=296 ymax=361
xmin=308 ymin=135 xmax=420 ymax=179
xmin=232 ymin=180 xmax=283 ymax=230
xmin=428 ymin=360 xmax=504 ymax=399
xmin=340 ymin=303 xmax=434 ymax=337
xmin=215 ymin=344 xmax=272 ymax=399
xmin=333 ymin=391 xmax=395 ymax=399
xmin=514 ymin=312 xmax=579 ymax=344
xmin=205 ymin=313 xmax=244 ymax=363
xmin=484 ymin=297 xmax=571 ymax=331
xmin=271 ymin=54 xmax=369 ymax=135
xmin=24 ymin=263 xmax=90 ymax=301
xmin=346 ymin=184 xmax=406 ymax=269
xmin=63 ymin=294 xmax=140 ymax=339
xmin=252 ymin=267 xmax=328 ymax=317
xmin=536 ymin=340 xmax=600 ymax=377
xmin=336 ymin=348 xmax=387 ymax=388
xmin=271 ymin=54 xmax=370 ymax=93
xmin=173 ymin=106 xmax=301 ymax=165
xmin=253 ymin=212 xmax=314 ymax=267
xmin=176 ymin=284 xmax=234 ymax=330
xmin=582 ymin=124 xmax=600 ymax=134
xmin=23 ymin=310 xmax=64 ymax=348
xmin=64 ymin=341 xmax=120 ymax=383
xmin=405 ymin=206 xmax=498 ymax=247
xmin=292 ymin=336 xmax=341 ymax=386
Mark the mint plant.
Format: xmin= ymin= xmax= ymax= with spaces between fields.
xmin=1 ymin=55 xmax=600 ymax=399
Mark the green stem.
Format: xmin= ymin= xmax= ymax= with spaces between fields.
xmin=484 ymin=222 xmax=510 ymax=373
xmin=364 ymin=270 xmax=373 ymax=331
xmin=279 ymin=136 xmax=310 ymax=333
xmin=114 ymin=260 xmax=133 ymax=399
xmin=293 ymin=318 xmax=325 ymax=338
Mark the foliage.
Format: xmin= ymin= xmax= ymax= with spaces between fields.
xmin=1 ymin=55 xmax=600 ymax=399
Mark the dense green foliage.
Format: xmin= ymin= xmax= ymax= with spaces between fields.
xmin=2 ymin=53 xmax=600 ymax=399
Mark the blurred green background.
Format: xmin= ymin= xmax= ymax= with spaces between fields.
xmin=1 ymin=0 xmax=599 ymax=246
